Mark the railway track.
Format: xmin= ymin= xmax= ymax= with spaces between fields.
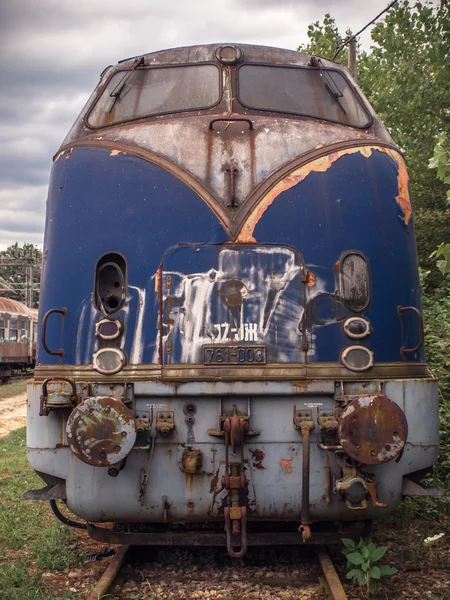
xmin=86 ymin=545 xmax=349 ymax=600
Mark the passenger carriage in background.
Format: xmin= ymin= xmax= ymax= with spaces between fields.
xmin=0 ymin=298 xmax=37 ymax=382
xmin=24 ymin=44 xmax=438 ymax=556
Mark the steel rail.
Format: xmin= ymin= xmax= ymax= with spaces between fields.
xmin=87 ymin=545 xmax=130 ymax=600
xmin=317 ymin=547 xmax=349 ymax=600
xmin=85 ymin=544 xmax=347 ymax=600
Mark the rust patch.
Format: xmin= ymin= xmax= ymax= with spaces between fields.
xmin=292 ymin=380 xmax=308 ymax=388
xmin=384 ymin=148 xmax=412 ymax=224
xmin=251 ymin=448 xmax=265 ymax=469
xmin=64 ymin=148 xmax=73 ymax=160
xmin=236 ymin=146 xmax=412 ymax=242
xmin=280 ymin=459 xmax=292 ymax=473
xmin=110 ymin=149 xmax=126 ymax=157
xmin=304 ymin=270 xmax=316 ymax=287
xmin=333 ymin=260 xmax=340 ymax=275
xmin=338 ymin=394 xmax=408 ymax=465
xmin=54 ymin=150 xmax=65 ymax=162
xmin=66 ymin=396 xmax=136 ymax=467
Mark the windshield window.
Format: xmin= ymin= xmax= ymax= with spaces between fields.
xmin=237 ymin=65 xmax=370 ymax=128
xmin=87 ymin=64 xmax=221 ymax=128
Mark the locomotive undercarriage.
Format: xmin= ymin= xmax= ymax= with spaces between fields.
xmin=26 ymin=375 xmax=438 ymax=554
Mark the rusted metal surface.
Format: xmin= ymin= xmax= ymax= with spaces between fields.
xmin=39 ymin=377 xmax=79 ymax=416
xmin=33 ymin=361 xmax=430 ymax=383
xmin=87 ymin=523 xmax=345 ymax=546
xmin=66 ymin=396 xmax=136 ymax=466
xmin=181 ymin=447 xmax=203 ymax=473
xmin=87 ymin=545 xmax=130 ymax=600
xmin=156 ymin=410 xmax=176 ymax=436
xmin=338 ymin=394 xmax=408 ymax=464
xmin=236 ymin=145 xmax=411 ymax=242
xmin=41 ymin=307 xmax=67 ymax=359
xmin=0 ymin=297 xmax=35 ymax=316
xmin=398 ymin=305 xmax=424 ymax=358
xmin=295 ymin=409 xmax=314 ymax=542
xmin=317 ymin=548 xmax=349 ymax=600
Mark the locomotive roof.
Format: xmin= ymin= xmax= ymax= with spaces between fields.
xmin=116 ymin=43 xmax=337 ymax=70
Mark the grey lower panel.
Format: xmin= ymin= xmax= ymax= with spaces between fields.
xmin=27 ymin=378 xmax=439 ymax=523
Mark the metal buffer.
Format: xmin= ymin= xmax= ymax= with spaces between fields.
xmin=293 ymin=406 xmax=315 ymax=541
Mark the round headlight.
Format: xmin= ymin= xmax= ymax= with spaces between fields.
xmin=341 ymin=346 xmax=374 ymax=372
xmin=95 ymin=318 xmax=123 ymax=341
xmin=93 ymin=348 xmax=126 ymax=375
xmin=343 ymin=317 xmax=370 ymax=340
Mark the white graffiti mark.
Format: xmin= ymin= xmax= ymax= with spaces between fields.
xmin=160 ymin=246 xmax=305 ymax=363
xmin=129 ymin=285 xmax=146 ymax=365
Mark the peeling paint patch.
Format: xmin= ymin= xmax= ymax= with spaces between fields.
xmin=305 ymin=270 xmax=316 ymax=287
xmin=54 ymin=150 xmax=65 ymax=162
xmin=65 ymin=148 xmax=73 ymax=160
xmin=110 ymin=149 xmax=126 ymax=157
xmin=236 ymin=146 xmax=412 ymax=242
xmin=280 ymin=458 xmax=292 ymax=473
xmin=384 ymin=148 xmax=412 ymax=224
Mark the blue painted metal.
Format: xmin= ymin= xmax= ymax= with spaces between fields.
xmin=251 ymin=149 xmax=423 ymax=363
xmin=40 ymin=145 xmax=423 ymax=367
xmin=39 ymin=146 xmax=228 ymax=365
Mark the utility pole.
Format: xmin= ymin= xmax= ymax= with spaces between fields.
xmin=348 ymin=38 xmax=357 ymax=81
xmin=0 ymin=247 xmax=41 ymax=308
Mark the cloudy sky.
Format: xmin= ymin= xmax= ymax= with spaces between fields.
xmin=0 ymin=0 xmax=405 ymax=251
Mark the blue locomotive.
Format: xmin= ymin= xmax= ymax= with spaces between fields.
xmin=25 ymin=44 xmax=438 ymax=556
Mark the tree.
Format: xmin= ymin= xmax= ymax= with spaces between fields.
xmin=0 ymin=243 xmax=42 ymax=308
xmin=297 ymin=2 xmax=450 ymax=280
xmin=358 ymin=1 xmax=450 ymax=211
xmin=297 ymin=13 xmax=351 ymax=66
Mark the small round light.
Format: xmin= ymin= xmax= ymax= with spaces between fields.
xmin=343 ymin=317 xmax=370 ymax=340
xmin=93 ymin=348 xmax=126 ymax=375
xmin=215 ymin=45 xmax=242 ymax=65
xmin=341 ymin=346 xmax=374 ymax=372
xmin=95 ymin=318 xmax=123 ymax=341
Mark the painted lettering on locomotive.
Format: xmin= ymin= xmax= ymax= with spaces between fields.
xmin=24 ymin=44 xmax=438 ymax=554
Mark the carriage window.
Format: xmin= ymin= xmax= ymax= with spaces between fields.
xmin=87 ymin=64 xmax=221 ymax=128
xmin=0 ymin=319 xmax=4 ymax=341
xmin=238 ymin=65 xmax=370 ymax=128
xmin=339 ymin=252 xmax=371 ymax=312
xmin=9 ymin=319 xmax=18 ymax=341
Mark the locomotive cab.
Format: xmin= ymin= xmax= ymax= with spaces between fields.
xmin=25 ymin=44 xmax=438 ymax=554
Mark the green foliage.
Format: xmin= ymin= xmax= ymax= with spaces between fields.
xmin=415 ymin=209 xmax=450 ymax=288
xmin=342 ymin=538 xmax=397 ymax=598
xmin=0 ymin=242 xmax=42 ymax=308
xmin=430 ymin=242 xmax=450 ymax=276
xmin=422 ymin=283 xmax=450 ymax=490
xmin=358 ymin=1 xmax=450 ymax=213
xmin=298 ymin=3 xmax=450 ymax=275
xmin=429 ymin=132 xmax=450 ymax=202
xmin=297 ymin=13 xmax=352 ymax=65
xmin=0 ymin=427 xmax=80 ymax=599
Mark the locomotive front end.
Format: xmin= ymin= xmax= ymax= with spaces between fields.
xmin=25 ymin=44 xmax=439 ymax=554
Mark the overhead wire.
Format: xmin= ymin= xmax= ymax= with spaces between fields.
xmin=332 ymin=0 xmax=399 ymax=60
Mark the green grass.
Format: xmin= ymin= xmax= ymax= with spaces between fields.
xmin=0 ymin=378 xmax=28 ymax=400
xmin=0 ymin=427 xmax=80 ymax=599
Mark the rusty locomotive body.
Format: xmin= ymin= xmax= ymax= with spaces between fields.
xmin=25 ymin=44 xmax=438 ymax=554
xmin=0 ymin=297 xmax=37 ymax=382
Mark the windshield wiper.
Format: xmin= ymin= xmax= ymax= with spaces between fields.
xmin=309 ymin=56 xmax=347 ymax=115
xmin=108 ymin=56 xmax=145 ymax=113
